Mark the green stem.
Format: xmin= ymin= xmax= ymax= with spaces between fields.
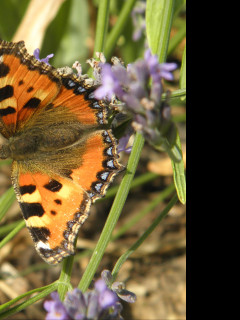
xmin=0 ymin=220 xmax=22 ymax=237
xmin=78 ymin=132 xmax=144 ymax=292
xmin=112 ymin=194 xmax=178 ymax=281
xmin=93 ymin=0 xmax=110 ymax=56
xmin=0 ymin=187 xmax=16 ymax=221
xmin=112 ymin=183 xmax=175 ymax=240
xmin=156 ymin=0 xmax=175 ymax=63
xmin=180 ymin=44 xmax=186 ymax=90
xmin=99 ymin=172 xmax=159 ymax=201
xmin=0 ymin=220 xmax=25 ymax=249
xmin=105 ymin=0 xmax=137 ymax=59
xmin=162 ymin=88 xmax=186 ymax=101
xmin=57 ymin=251 xmax=75 ymax=300
xmin=0 ymin=282 xmax=58 ymax=319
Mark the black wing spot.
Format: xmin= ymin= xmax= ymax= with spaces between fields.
xmin=29 ymin=227 xmax=50 ymax=243
xmin=20 ymin=202 xmax=44 ymax=219
xmin=19 ymin=184 xmax=36 ymax=195
xmin=0 ymin=85 xmax=14 ymax=102
xmin=23 ymin=97 xmax=41 ymax=109
xmin=27 ymin=86 xmax=34 ymax=93
xmin=44 ymin=180 xmax=62 ymax=192
xmin=54 ymin=199 xmax=62 ymax=205
xmin=0 ymin=106 xmax=16 ymax=116
xmin=0 ymin=63 xmax=10 ymax=78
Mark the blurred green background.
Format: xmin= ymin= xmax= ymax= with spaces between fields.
xmin=0 ymin=0 xmax=147 ymax=72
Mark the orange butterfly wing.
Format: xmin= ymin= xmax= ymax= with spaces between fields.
xmin=0 ymin=40 xmax=122 ymax=264
xmin=0 ymin=40 xmax=61 ymax=137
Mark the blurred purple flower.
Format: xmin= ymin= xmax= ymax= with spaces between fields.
xmin=44 ymin=275 xmax=126 ymax=320
xmin=93 ymin=48 xmax=178 ymax=153
xmin=158 ymin=62 xmax=178 ymax=81
xmin=44 ymin=292 xmax=70 ymax=320
xmin=144 ymin=49 xmax=177 ymax=82
xmin=95 ymin=279 xmax=118 ymax=309
xmin=117 ymin=126 xmax=134 ymax=154
xmin=94 ymin=63 xmax=126 ymax=101
xmin=33 ymin=48 xmax=54 ymax=65
xmin=101 ymin=270 xmax=137 ymax=304
xmin=117 ymin=135 xmax=132 ymax=154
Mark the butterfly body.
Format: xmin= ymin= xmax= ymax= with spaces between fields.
xmin=0 ymin=40 xmax=122 ymax=264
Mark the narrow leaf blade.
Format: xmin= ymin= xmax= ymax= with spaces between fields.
xmin=171 ymin=133 xmax=186 ymax=204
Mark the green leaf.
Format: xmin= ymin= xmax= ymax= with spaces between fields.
xmin=41 ymin=0 xmax=89 ymax=69
xmin=104 ymin=0 xmax=137 ymax=60
xmin=171 ymin=133 xmax=186 ymax=204
xmin=146 ymin=0 xmax=185 ymax=204
xmin=0 ymin=187 xmax=16 ymax=222
xmin=146 ymin=0 xmax=175 ymax=61
xmin=93 ymin=0 xmax=110 ymax=56
xmin=0 ymin=282 xmax=58 ymax=319
xmin=162 ymin=88 xmax=186 ymax=105
xmin=0 ymin=221 xmax=25 ymax=249
xmin=180 ymin=44 xmax=186 ymax=91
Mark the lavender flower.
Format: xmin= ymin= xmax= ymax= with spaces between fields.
xmin=94 ymin=64 xmax=122 ymax=101
xmin=33 ymin=48 xmax=54 ymax=65
xmin=44 ymin=292 xmax=70 ymax=320
xmin=101 ymin=270 xmax=137 ymax=304
xmin=44 ymin=277 xmax=125 ymax=320
xmin=94 ymin=49 xmax=178 ymax=157
xmin=117 ymin=133 xmax=133 ymax=154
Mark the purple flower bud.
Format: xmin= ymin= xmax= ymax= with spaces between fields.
xmin=95 ymin=279 xmax=107 ymax=293
xmin=144 ymin=49 xmax=159 ymax=74
xmin=43 ymin=292 xmax=70 ymax=320
xmin=118 ymin=134 xmax=132 ymax=153
xmin=95 ymin=279 xmax=118 ymax=310
xmin=114 ymin=287 xmax=137 ymax=304
xmin=158 ymin=62 xmax=178 ymax=81
xmin=112 ymin=64 xmax=129 ymax=87
xmin=101 ymin=270 xmax=137 ymax=306
xmin=144 ymin=49 xmax=177 ymax=82
xmin=64 ymin=288 xmax=87 ymax=319
xmin=86 ymin=292 xmax=99 ymax=319
xmin=94 ymin=64 xmax=125 ymax=101
xmin=99 ymin=289 xmax=118 ymax=309
xmin=92 ymin=47 xmax=177 ymax=156
xmin=33 ymin=48 xmax=54 ymax=65
xmin=44 ymin=275 xmax=126 ymax=320
xmin=150 ymin=81 xmax=162 ymax=104
xmin=101 ymin=270 xmax=113 ymax=286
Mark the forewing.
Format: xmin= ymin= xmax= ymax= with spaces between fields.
xmin=50 ymin=73 xmax=107 ymax=127
xmin=0 ymin=40 xmax=61 ymax=138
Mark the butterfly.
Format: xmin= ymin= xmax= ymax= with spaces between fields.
xmin=0 ymin=40 xmax=122 ymax=264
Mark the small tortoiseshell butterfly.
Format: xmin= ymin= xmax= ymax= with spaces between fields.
xmin=0 ymin=40 xmax=122 ymax=264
